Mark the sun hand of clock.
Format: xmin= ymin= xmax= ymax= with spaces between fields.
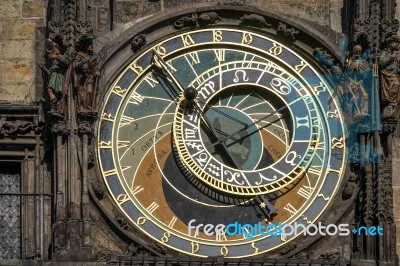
xmin=256 ymin=195 xmax=277 ymax=214
xmin=152 ymin=50 xmax=184 ymax=93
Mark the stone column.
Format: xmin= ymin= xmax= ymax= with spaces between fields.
xmin=52 ymin=121 xmax=68 ymax=253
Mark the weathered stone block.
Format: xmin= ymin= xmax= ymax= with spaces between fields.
xmin=4 ymin=19 xmax=36 ymax=40
xmin=96 ymin=7 xmax=110 ymax=34
xmin=0 ymin=83 xmax=36 ymax=104
xmin=115 ymin=1 xmax=160 ymax=23
xmin=115 ymin=1 xmax=141 ymax=23
xmin=392 ymin=138 xmax=400 ymax=186
xmin=329 ymin=0 xmax=342 ymax=32
xmin=393 ymin=186 xmax=400 ymax=220
xmin=396 ymin=219 xmax=400 ymax=259
xmin=244 ymin=0 xmax=330 ymax=27
xmin=22 ymin=0 xmax=45 ymax=18
xmin=0 ymin=40 xmax=35 ymax=60
xmin=164 ymin=0 xmax=218 ymax=8
xmin=2 ymin=60 xmax=35 ymax=83
xmin=393 ymin=158 xmax=400 ymax=186
xmin=0 ymin=20 xmax=4 ymax=37
xmin=88 ymin=0 xmax=109 ymax=7
xmin=0 ymin=0 xmax=20 ymax=18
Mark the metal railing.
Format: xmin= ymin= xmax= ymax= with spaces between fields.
xmin=107 ymin=256 xmax=350 ymax=266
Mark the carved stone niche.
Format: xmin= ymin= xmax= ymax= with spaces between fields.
xmin=0 ymin=106 xmax=41 ymax=157
xmin=0 ymin=105 xmax=49 ymax=259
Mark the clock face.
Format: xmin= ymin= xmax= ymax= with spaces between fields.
xmin=97 ymin=27 xmax=346 ymax=257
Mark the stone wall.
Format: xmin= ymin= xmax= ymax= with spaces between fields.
xmin=0 ymin=0 xmax=46 ymax=105
xmin=110 ymin=0 xmax=338 ymax=29
xmin=89 ymin=0 xmax=343 ymax=53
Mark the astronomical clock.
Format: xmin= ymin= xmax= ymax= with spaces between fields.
xmin=96 ymin=9 xmax=347 ymax=258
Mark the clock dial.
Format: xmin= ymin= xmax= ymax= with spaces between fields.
xmin=173 ymin=57 xmax=322 ymax=196
xmin=97 ymin=28 xmax=346 ymax=257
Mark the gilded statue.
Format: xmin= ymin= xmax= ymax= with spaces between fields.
xmin=343 ymin=44 xmax=370 ymax=118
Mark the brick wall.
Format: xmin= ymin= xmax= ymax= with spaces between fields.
xmin=0 ymin=0 xmax=45 ymax=105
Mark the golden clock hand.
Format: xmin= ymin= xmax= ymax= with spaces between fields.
xmin=152 ymin=50 xmax=184 ymax=93
xmin=256 ymin=195 xmax=277 ymax=214
xmin=153 ymin=50 xmax=248 ymax=129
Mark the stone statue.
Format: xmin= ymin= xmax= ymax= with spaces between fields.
xmin=277 ymin=22 xmax=299 ymax=42
xmin=39 ymin=37 xmax=69 ymax=117
xmin=379 ymin=35 xmax=400 ymax=116
xmin=337 ymin=42 xmax=381 ymax=161
xmin=73 ymin=34 xmax=100 ymax=116
xmin=342 ymin=44 xmax=370 ymax=119
xmin=239 ymin=14 xmax=271 ymax=28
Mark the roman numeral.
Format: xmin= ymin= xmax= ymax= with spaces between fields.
xmin=283 ymin=203 xmax=297 ymax=217
xmin=166 ymin=61 xmax=177 ymax=72
xmin=146 ymin=202 xmax=159 ymax=214
xmin=297 ymin=185 xmax=313 ymax=199
xmin=103 ymin=168 xmax=117 ymax=177
xmin=307 ymin=167 xmax=322 ymax=176
xmin=295 ymin=115 xmax=309 ymax=128
xmin=128 ymin=92 xmax=144 ymax=105
xmin=117 ymin=140 xmax=130 ymax=149
xmin=214 ymin=49 xmax=225 ymax=62
xmin=144 ymin=73 xmax=159 ymax=88
xmin=131 ymin=185 xmax=144 ymax=195
xmin=119 ymin=115 xmax=134 ymax=127
xmin=168 ymin=216 xmax=178 ymax=228
xmin=186 ymin=52 xmax=200 ymax=65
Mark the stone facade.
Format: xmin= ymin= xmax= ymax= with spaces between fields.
xmin=0 ymin=0 xmax=46 ymax=105
xmin=0 ymin=0 xmax=400 ymax=264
